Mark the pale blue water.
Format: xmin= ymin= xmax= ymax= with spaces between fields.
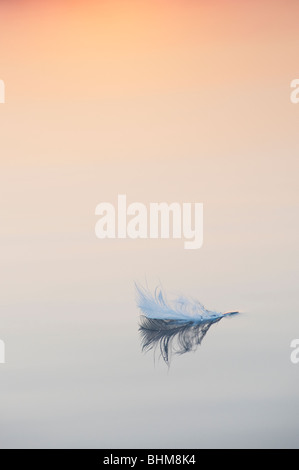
xmin=0 ymin=256 xmax=298 ymax=448
xmin=0 ymin=158 xmax=298 ymax=448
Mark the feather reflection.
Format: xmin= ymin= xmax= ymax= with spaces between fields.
xmin=136 ymin=283 xmax=239 ymax=365
xmin=139 ymin=316 xmax=222 ymax=365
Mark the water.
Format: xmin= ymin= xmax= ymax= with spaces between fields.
xmin=0 ymin=184 xmax=298 ymax=447
xmin=1 ymin=86 xmax=299 ymax=448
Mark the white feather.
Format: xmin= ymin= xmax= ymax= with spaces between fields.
xmin=135 ymin=283 xmax=236 ymax=322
